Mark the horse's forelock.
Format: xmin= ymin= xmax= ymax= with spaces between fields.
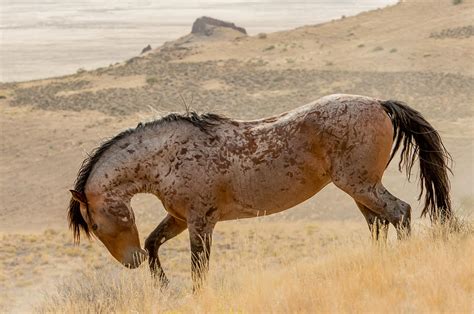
xmin=68 ymin=197 xmax=90 ymax=243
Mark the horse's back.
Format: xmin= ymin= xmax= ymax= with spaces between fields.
xmin=160 ymin=94 xmax=394 ymax=221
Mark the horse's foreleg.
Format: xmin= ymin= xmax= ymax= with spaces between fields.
xmin=188 ymin=211 xmax=217 ymax=292
xmin=355 ymin=201 xmax=389 ymax=242
xmin=145 ymin=214 xmax=186 ymax=286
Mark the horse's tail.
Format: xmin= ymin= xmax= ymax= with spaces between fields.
xmin=380 ymin=100 xmax=453 ymax=223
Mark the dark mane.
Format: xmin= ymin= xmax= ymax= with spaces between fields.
xmin=68 ymin=111 xmax=227 ymax=243
xmin=158 ymin=111 xmax=228 ymax=132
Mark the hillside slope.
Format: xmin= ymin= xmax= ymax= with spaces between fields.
xmin=0 ymin=0 xmax=472 ymax=118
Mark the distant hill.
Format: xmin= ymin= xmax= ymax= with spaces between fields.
xmin=0 ymin=0 xmax=472 ymax=120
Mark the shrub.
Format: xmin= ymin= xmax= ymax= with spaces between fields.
xmin=146 ymin=77 xmax=158 ymax=86
xmin=263 ymin=45 xmax=275 ymax=51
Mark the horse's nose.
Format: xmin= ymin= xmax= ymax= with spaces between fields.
xmin=123 ymin=249 xmax=147 ymax=269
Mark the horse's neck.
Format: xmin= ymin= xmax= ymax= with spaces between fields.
xmin=87 ymin=126 xmax=175 ymax=199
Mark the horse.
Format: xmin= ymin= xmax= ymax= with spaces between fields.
xmin=68 ymin=94 xmax=452 ymax=289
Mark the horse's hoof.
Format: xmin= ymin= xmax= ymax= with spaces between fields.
xmin=159 ymin=277 xmax=169 ymax=290
xmin=152 ymin=274 xmax=169 ymax=290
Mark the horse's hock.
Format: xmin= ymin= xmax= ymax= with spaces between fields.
xmin=191 ymin=16 xmax=247 ymax=36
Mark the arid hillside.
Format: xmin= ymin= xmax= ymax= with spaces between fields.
xmin=0 ymin=0 xmax=473 ymax=312
xmin=1 ymin=0 xmax=473 ymax=118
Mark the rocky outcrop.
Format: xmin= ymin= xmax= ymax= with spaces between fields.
xmin=191 ymin=16 xmax=247 ymax=36
xmin=141 ymin=44 xmax=152 ymax=54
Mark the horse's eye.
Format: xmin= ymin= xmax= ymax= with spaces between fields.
xmin=92 ymin=224 xmax=98 ymax=231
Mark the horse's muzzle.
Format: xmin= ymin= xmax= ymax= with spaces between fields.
xmin=123 ymin=248 xmax=147 ymax=269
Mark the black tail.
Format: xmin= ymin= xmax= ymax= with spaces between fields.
xmin=380 ymin=100 xmax=453 ymax=222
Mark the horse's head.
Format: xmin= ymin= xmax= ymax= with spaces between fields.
xmin=69 ymin=189 xmax=146 ymax=268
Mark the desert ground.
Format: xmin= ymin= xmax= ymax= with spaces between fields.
xmin=0 ymin=0 xmax=473 ymax=312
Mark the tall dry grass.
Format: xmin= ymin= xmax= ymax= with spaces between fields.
xmin=37 ymin=220 xmax=473 ymax=313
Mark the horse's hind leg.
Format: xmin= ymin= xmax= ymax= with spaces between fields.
xmin=340 ymin=182 xmax=411 ymax=239
xmin=355 ymin=201 xmax=389 ymax=241
xmin=145 ymin=214 xmax=186 ymax=285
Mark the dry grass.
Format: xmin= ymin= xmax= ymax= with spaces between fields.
xmin=35 ymin=220 xmax=473 ymax=313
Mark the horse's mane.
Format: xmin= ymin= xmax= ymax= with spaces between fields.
xmin=68 ymin=111 xmax=227 ymax=243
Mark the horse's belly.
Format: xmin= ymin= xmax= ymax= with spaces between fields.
xmin=220 ymin=174 xmax=331 ymax=221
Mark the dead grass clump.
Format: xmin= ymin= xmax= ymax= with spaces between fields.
xmin=426 ymin=216 xmax=472 ymax=241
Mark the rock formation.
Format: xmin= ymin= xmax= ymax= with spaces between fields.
xmin=141 ymin=44 xmax=152 ymax=54
xmin=191 ymin=16 xmax=247 ymax=36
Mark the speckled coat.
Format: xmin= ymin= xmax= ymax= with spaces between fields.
xmin=69 ymin=94 xmax=452 ymax=289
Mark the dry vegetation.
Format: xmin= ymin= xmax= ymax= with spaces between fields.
xmin=35 ymin=221 xmax=473 ymax=313
xmin=0 ymin=0 xmax=473 ymax=312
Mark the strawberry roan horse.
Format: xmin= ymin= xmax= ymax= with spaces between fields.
xmin=68 ymin=94 xmax=452 ymax=289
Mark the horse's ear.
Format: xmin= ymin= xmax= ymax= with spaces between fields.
xmin=70 ymin=190 xmax=87 ymax=204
